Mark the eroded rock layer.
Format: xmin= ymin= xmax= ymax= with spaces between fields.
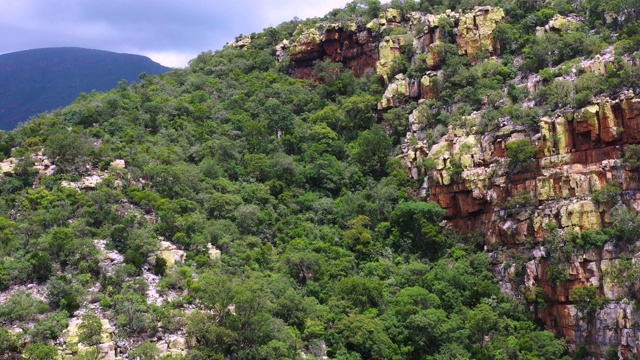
xmin=398 ymin=93 xmax=640 ymax=357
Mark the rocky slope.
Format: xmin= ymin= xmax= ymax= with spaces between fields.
xmin=286 ymin=6 xmax=640 ymax=359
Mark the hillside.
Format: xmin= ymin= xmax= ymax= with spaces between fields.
xmin=2 ymin=1 xmax=640 ymax=359
xmin=0 ymin=47 xmax=170 ymax=130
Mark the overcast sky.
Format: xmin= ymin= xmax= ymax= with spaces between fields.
xmin=0 ymin=0 xmax=352 ymax=68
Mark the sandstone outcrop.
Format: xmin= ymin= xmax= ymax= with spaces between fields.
xmin=63 ymin=316 xmax=116 ymax=359
xmin=288 ymin=7 xmax=506 ymax=83
xmin=149 ymin=240 xmax=186 ymax=268
xmin=536 ymin=14 xmax=582 ymax=37
xmin=290 ymin=23 xmax=379 ymax=79
xmin=394 ymin=91 xmax=640 ymax=356
xmin=456 ymin=6 xmax=505 ymax=58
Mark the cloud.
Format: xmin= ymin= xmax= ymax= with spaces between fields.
xmin=0 ymin=0 xmax=352 ymax=67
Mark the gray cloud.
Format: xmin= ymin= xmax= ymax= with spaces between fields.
xmin=0 ymin=0 xmax=351 ymax=67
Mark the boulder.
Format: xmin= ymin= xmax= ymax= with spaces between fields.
xmin=110 ymin=159 xmax=126 ymax=169
xmin=80 ymin=175 xmax=104 ymax=189
xmin=208 ymin=244 xmax=222 ymax=261
xmin=0 ymin=157 xmax=17 ymax=175
xmin=153 ymin=241 xmax=186 ymax=268
xmin=378 ymin=74 xmax=409 ymax=109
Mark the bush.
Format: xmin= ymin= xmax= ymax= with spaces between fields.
xmin=29 ymin=310 xmax=70 ymax=342
xmin=154 ymin=257 xmax=167 ymax=277
xmin=571 ymin=285 xmax=606 ymax=315
xmin=0 ymin=291 xmax=50 ymax=322
xmin=389 ymin=55 xmax=410 ymax=78
xmin=23 ymin=343 xmax=59 ymax=360
xmin=506 ymin=139 xmax=538 ymax=173
xmin=624 ymin=144 xmax=640 ymax=170
xmin=535 ymin=80 xmax=574 ymax=110
xmin=592 ymin=181 xmax=622 ymax=207
xmin=503 ymin=191 xmax=538 ymax=216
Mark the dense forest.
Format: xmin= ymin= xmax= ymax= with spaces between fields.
xmin=2 ymin=0 xmax=640 ymax=359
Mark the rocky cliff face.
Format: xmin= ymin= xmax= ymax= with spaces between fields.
xmin=289 ymin=6 xmax=504 ymax=83
xmin=416 ymin=90 xmax=640 ymax=359
xmin=288 ymin=6 xmax=640 ymax=358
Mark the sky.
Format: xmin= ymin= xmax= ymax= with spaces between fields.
xmin=0 ymin=0 xmax=353 ymax=68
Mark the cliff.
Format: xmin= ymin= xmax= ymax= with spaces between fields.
xmin=287 ymin=6 xmax=640 ymax=358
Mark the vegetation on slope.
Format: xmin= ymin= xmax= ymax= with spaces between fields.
xmin=4 ymin=0 xmax=640 ymax=359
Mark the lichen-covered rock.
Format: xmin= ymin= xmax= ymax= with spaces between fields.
xmin=63 ymin=316 xmax=116 ymax=359
xmin=152 ymin=241 xmax=186 ymax=268
xmin=378 ymin=74 xmax=409 ymax=109
xmin=560 ymin=200 xmax=601 ymax=233
xmin=376 ymin=35 xmax=404 ymax=82
xmin=457 ymin=6 xmax=505 ymax=58
xmin=290 ymin=27 xmax=323 ymax=62
xmin=452 ymin=134 xmax=483 ymax=169
xmin=0 ymin=157 xmax=17 ymax=175
xmin=110 ymin=159 xmax=126 ymax=169
xmin=383 ymin=8 xmax=403 ymax=23
xmin=536 ymin=14 xmax=581 ymax=36
xmin=576 ymin=104 xmax=601 ymax=141
xmin=420 ymin=74 xmax=438 ymax=99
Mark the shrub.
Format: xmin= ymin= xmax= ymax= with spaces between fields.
xmin=0 ymin=291 xmax=50 ymax=322
xmin=592 ymin=181 xmax=622 ymax=207
xmin=535 ymin=79 xmax=574 ymax=110
xmin=154 ymin=257 xmax=167 ymax=277
xmin=506 ymin=139 xmax=538 ymax=173
xmin=571 ymin=285 xmax=607 ymax=315
xmin=23 ymin=343 xmax=59 ymax=360
xmin=503 ymin=191 xmax=538 ymax=216
xmin=624 ymin=144 xmax=640 ymax=170
xmin=29 ymin=310 xmax=69 ymax=341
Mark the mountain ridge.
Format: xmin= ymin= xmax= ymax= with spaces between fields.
xmin=0 ymin=47 xmax=171 ymax=130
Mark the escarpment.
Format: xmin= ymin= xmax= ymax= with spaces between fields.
xmin=289 ymin=6 xmax=504 ymax=83
xmin=285 ymin=5 xmax=640 ymax=358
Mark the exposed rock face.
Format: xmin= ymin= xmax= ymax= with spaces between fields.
xmin=227 ymin=35 xmax=252 ymax=49
xmin=290 ymin=23 xmax=379 ymax=79
xmin=286 ymin=6 xmax=640 ymax=357
xmin=456 ymin=6 xmax=505 ymax=58
xmin=397 ymin=92 xmax=640 ymax=357
xmin=61 ymin=174 xmax=106 ymax=190
xmin=110 ymin=159 xmax=126 ymax=169
xmin=63 ymin=316 xmax=116 ymax=359
xmin=208 ymin=243 xmax=222 ymax=261
xmin=288 ymin=6 xmax=506 ymax=83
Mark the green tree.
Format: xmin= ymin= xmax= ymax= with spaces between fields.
xmin=348 ymin=125 xmax=392 ymax=179
xmin=390 ymin=201 xmax=448 ymax=256
xmin=78 ymin=312 xmax=103 ymax=360
xmin=466 ymin=303 xmax=499 ymax=348
xmin=23 ymin=343 xmax=59 ymax=360
xmin=334 ymin=314 xmax=399 ymax=359
xmin=506 ymin=139 xmax=537 ymax=173
xmin=129 ymin=342 xmax=161 ymax=360
xmin=44 ymin=130 xmax=93 ymax=174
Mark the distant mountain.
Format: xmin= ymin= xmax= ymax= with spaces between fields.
xmin=0 ymin=47 xmax=171 ymax=130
